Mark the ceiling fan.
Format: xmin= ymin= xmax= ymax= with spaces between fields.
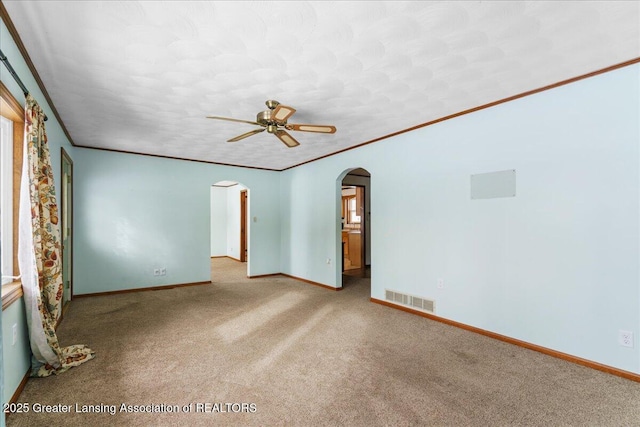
xmin=207 ymin=100 xmax=336 ymax=148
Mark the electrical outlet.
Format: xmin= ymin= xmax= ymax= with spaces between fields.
xmin=437 ymin=278 xmax=444 ymax=289
xmin=160 ymin=267 xmax=166 ymax=276
xmin=153 ymin=268 xmax=160 ymax=276
xmin=12 ymin=324 xmax=17 ymax=345
xmin=619 ymin=330 xmax=633 ymax=348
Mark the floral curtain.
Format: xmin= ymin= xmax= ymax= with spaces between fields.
xmin=18 ymin=94 xmax=94 ymax=377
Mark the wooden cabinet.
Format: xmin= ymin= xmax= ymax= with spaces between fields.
xmin=348 ymin=232 xmax=361 ymax=268
xmin=341 ymin=186 xmax=364 ymax=270
xmin=341 ymin=230 xmax=361 ymax=270
xmin=342 ymin=231 xmax=349 ymax=256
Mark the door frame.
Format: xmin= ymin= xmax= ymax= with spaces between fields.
xmin=240 ymin=189 xmax=247 ymax=262
xmin=60 ymin=147 xmax=74 ymax=306
xmin=341 ymin=185 xmax=366 ymax=271
xmin=337 ymin=167 xmax=371 ymax=288
xmin=355 ymin=185 xmax=366 ymax=270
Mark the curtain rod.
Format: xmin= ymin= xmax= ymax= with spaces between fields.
xmin=0 ymin=48 xmax=48 ymax=121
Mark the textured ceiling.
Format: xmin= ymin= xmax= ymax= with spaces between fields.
xmin=2 ymin=1 xmax=639 ymax=170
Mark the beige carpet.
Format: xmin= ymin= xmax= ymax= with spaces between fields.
xmin=7 ymin=257 xmax=640 ymax=426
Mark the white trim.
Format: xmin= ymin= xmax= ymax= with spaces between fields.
xmin=1 ymin=116 xmax=13 ymax=285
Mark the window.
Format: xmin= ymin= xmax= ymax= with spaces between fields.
xmin=1 ymin=115 xmax=13 ymax=284
xmin=341 ymin=186 xmax=362 ymax=225
xmin=348 ymin=197 xmax=361 ymax=224
xmin=1 ymin=81 xmax=25 ymax=308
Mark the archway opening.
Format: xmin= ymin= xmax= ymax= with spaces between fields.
xmin=210 ymin=180 xmax=250 ymax=282
xmin=337 ymin=168 xmax=371 ymax=290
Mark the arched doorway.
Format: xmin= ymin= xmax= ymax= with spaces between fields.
xmin=336 ymin=168 xmax=371 ymax=289
xmin=210 ymin=180 xmax=250 ymax=281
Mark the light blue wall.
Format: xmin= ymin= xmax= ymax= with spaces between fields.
xmin=1 ymin=300 xmax=30 ymax=405
xmin=210 ymin=186 xmax=227 ymax=257
xmin=3 ymin=3 xmax=639 ymax=387
xmin=281 ymin=64 xmax=640 ymax=373
xmin=1 ymin=14 xmax=76 ymax=406
xmin=281 ymin=162 xmax=340 ymax=285
xmin=73 ymin=148 xmax=280 ymax=294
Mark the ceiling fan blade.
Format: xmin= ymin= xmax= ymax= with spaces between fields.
xmin=274 ymin=130 xmax=300 ymax=148
xmin=272 ymin=104 xmax=296 ymax=122
xmin=207 ymin=116 xmax=262 ymax=126
xmin=228 ymin=128 xmax=265 ymax=142
xmin=287 ymin=124 xmax=336 ymax=134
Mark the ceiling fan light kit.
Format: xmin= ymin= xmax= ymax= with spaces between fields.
xmin=207 ymin=100 xmax=336 ymax=148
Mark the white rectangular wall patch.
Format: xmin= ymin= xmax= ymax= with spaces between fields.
xmin=470 ymin=169 xmax=516 ymax=200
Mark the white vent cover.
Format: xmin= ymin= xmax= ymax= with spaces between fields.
xmin=385 ymin=289 xmax=435 ymax=313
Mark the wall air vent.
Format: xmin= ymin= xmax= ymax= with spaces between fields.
xmin=385 ymin=289 xmax=435 ymax=314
